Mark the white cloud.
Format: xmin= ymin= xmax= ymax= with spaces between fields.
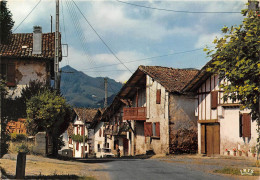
xmin=195 ymin=33 xmax=222 ymax=48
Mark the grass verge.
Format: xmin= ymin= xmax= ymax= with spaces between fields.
xmin=214 ymin=167 xmax=260 ymax=176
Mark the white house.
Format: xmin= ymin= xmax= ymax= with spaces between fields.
xmin=184 ymin=65 xmax=258 ymax=157
xmin=65 ymin=108 xmax=99 ymax=158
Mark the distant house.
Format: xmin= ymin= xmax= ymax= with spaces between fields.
xmin=184 ymin=62 xmax=258 ymax=157
xmin=89 ymin=109 xmax=109 ymax=158
xmin=0 ymin=26 xmax=61 ymax=98
xmin=63 ymin=108 xmax=99 ymax=158
xmin=100 ymin=65 xmax=198 ymax=156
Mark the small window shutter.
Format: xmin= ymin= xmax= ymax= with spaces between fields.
xmin=144 ymin=122 xmax=152 ymax=137
xmin=156 ymin=122 xmax=160 ymax=137
xmin=211 ymin=91 xmax=218 ymax=109
xmin=103 ymin=129 xmax=105 ymax=137
xmin=242 ymin=113 xmax=251 ymax=138
xmin=156 ymin=89 xmax=161 ymax=104
xmin=99 ymin=129 xmax=102 ymax=137
xmin=81 ymin=126 xmax=84 ymax=135
xmin=239 ymin=114 xmax=242 ymax=137
xmin=7 ymin=63 xmax=16 ymax=86
xmin=85 ymin=146 xmax=87 ymax=151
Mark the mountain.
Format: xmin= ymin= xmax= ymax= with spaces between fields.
xmin=60 ymin=65 xmax=123 ymax=108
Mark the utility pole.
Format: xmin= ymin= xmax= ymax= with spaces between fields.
xmin=104 ymin=78 xmax=108 ymax=108
xmin=54 ymin=0 xmax=60 ymax=90
xmin=0 ymin=0 xmax=2 ymax=158
xmin=82 ymin=110 xmax=85 ymax=158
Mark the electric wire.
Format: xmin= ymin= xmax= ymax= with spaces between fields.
xmin=116 ymin=0 xmax=241 ymax=14
xmin=13 ymin=0 xmax=42 ymax=32
xmin=71 ymin=0 xmax=133 ymax=74
xmin=80 ymin=47 xmax=209 ymax=71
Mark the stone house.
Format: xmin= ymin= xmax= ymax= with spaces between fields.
xmin=0 ymin=26 xmax=62 ymax=156
xmin=101 ymin=65 xmax=199 ymax=156
xmin=183 ymin=63 xmax=258 ymax=157
xmin=0 ymin=26 xmax=61 ymax=98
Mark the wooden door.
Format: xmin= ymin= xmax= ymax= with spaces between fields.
xmin=201 ymin=123 xmax=220 ymax=156
xmin=123 ymin=138 xmax=129 ymax=156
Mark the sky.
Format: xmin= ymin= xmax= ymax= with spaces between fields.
xmin=7 ymin=0 xmax=247 ymax=83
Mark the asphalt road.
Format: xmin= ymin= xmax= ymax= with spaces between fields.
xmin=96 ymin=159 xmax=233 ymax=180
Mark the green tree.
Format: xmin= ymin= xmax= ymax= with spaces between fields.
xmin=0 ymin=0 xmax=14 ymax=44
xmin=26 ymin=88 xmax=73 ymax=156
xmin=205 ymin=5 xmax=260 ymax=155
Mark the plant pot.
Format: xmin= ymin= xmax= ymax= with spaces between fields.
xmin=233 ymin=152 xmax=236 ymax=156
xmin=245 ymin=152 xmax=248 ymax=157
xmin=252 ymin=154 xmax=256 ymax=157
xmin=239 ymin=151 xmax=242 ymax=156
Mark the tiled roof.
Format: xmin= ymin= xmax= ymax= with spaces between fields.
xmin=74 ymin=108 xmax=99 ymax=123
xmin=0 ymin=33 xmax=61 ymax=60
xmin=139 ymin=65 xmax=199 ymax=93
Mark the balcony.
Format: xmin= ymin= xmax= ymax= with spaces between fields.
xmin=123 ymin=107 xmax=146 ymax=121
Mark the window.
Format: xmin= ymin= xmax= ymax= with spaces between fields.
xmin=152 ymin=122 xmax=160 ymax=137
xmin=156 ymin=89 xmax=161 ymax=104
xmin=211 ymin=91 xmax=218 ymax=109
xmin=239 ymin=113 xmax=251 ymax=138
xmin=144 ymin=122 xmax=160 ymax=137
xmin=99 ymin=129 xmax=102 ymax=137
xmin=97 ymin=144 xmax=101 ymax=152
xmin=1 ymin=63 xmax=16 ymax=86
xmin=69 ymin=138 xmax=72 ymax=144
xmin=76 ymin=142 xmax=79 ymax=151
xmin=85 ymin=146 xmax=87 ymax=151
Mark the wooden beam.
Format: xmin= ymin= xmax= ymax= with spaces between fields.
xmin=198 ymin=119 xmax=218 ymax=123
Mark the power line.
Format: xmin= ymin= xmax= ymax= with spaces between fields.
xmin=80 ymin=47 xmax=209 ymax=71
xmin=13 ymin=0 xmax=42 ymax=32
xmin=116 ymin=0 xmax=241 ymax=14
xmin=71 ymin=0 xmax=133 ymax=74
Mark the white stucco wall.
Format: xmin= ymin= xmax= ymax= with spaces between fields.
xmin=93 ymin=122 xmax=105 ymax=158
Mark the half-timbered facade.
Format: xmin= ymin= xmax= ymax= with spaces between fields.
xmin=184 ymin=67 xmax=258 ymax=157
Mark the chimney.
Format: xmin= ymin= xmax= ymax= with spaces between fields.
xmin=32 ymin=26 xmax=42 ymax=54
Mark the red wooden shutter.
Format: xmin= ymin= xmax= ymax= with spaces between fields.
xmin=85 ymin=146 xmax=87 ymax=151
xmin=76 ymin=142 xmax=79 ymax=150
xmin=242 ymin=113 xmax=251 ymax=138
xmin=7 ymin=63 xmax=15 ymax=86
xmin=103 ymin=129 xmax=105 ymax=137
xmin=81 ymin=126 xmax=84 ymax=135
xmin=144 ymin=122 xmax=152 ymax=137
xmin=99 ymin=129 xmax=102 ymax=137
xmin=76 ymin=127 xmax=78 ymax=135
xmin=155 ymin=122 xmax=160 ymax=137
xmin=211 ymin=91 xmax=218 ymax=109
xmin=156 ymin=89 xmax=161 ymax=104
xmin=69 ymin=138 xmax=72 ymax=144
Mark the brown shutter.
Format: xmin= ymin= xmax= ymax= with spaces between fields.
xmin=81 ymin=126 xmax=84 ymax=135
xmin=85 ymin=146 xmax=87 ymax=151
xmin=156 ymin=89 xmax=161 ymax=104
xmin=7 ymin=63 xmax=16 ymax=86
xmin=144 ymin=122 xmax=152 ymax=137
xmin=99 ymin=129 xmax=102 ymax=137
xmin=242 ymin=113 xmax=251 ymax=138
xmin=155 ymin=122 xmax=160 ymax=137
xmin=211 ymin=91 xmax=218 ymax=109
xmin=201 ymin=124 xmax=206 ymax=154
xmin=103 ymin=129 xmax=105 ymax=137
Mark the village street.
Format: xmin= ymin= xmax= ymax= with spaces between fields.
xmin=0 ymin=153 xmax=259 ymax=179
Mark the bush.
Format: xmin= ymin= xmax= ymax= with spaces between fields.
xmin=71 ymin=134 xmax=83 ymax=142
xmin=16 ymin=142 xmax=30 ymax=153
xmin=10 ymin=132 xmax=27 ymax=142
